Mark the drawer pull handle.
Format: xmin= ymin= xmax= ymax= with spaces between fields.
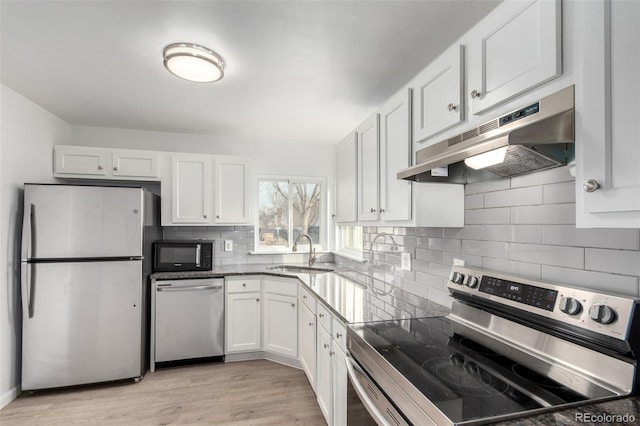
xmin=303 ymin=295 xmax=307 ymax=299
xmin=324 ymin=343 xmax=329 ymax=349
xmin=256 ymin=298 xmax=260 ymax=302
xmin=309 ymin=322 xmax=314 ymax=327
xmin=336 ymin=332 xmax=342 ymax=339
xmin=330 ymin=351 xmax=335 ymax=356
xmin=242 ymin=283 xmax=246 ymax=287
xmin=319 ymin=313 xmax=324 ymax=318
xmin=291 ymin=303 xmax=295 ymax=308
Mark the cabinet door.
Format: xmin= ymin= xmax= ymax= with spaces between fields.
xmin=468 ymin=0 xmax=561 ymax=115
xmin=54 ymin=145 xmax=107 ymax=177
xmin=357 ymin=114 xmax=380 ymax=221
xmin=316 ymin=325 xmax=332 ymax=424
xmin=577 ymin=0 xmax=640 ymax=227
xmin=332 ymin=346 xmax=347 ymax=426
xmin=111 ymin=149 xmax=159 ymax=179
xmin=171 ymin=154 xmax=212 ymax=224
xmin=412 ymin=45 xmax=465 ymax=143
xmin=298 ymin=303 xmax=316 ymax=390
xmin=215 ymin=157 xmax=250 ymax=224
xmin=262 ymin=292 xmax=298 ymax=358
xmin=334 ymin=134 xmax=358 ymax=223
xmin=380 ymin=89 xmax=412 ymax=222
xmin=225 ymin=292 xmax=261 ymax=353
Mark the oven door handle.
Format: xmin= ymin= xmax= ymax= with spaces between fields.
xmin=345 ymin=355 xmax=397 ymax=426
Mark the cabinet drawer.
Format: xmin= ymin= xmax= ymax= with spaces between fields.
xmin=332 ymin=319 xmax=347 ymax=352
xmin=317 ymin=303 xmax=332 ymax=333
xmin=226 ymin=277 xmax=261 ymax=293
xmin=263 ymin=278 xmax=298 ymax=297
xmin=299 ymin=286 xmax=317 ymax=314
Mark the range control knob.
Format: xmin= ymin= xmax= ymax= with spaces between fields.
xmin=463 ymin=275 xmax=479 ymax=289
xmin=451 ymin=272 xmax=465 ymax=285
xmin=589 ymin=304 xmax=617 ymax=325
xmin=559 ymin=297 xmax=583 ymax=315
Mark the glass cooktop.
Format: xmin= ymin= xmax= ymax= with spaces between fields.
xmin=349 ymin=317 xmax=605 ymax=424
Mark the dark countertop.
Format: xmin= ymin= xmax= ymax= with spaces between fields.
xmin=151 ymin=263 xmax=450 ymax=324
xmin=151 ymin=265 xmax=639 ymax=424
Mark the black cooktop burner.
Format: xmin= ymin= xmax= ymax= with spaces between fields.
xmin=351 ymin=316 xmax=594 ymax=424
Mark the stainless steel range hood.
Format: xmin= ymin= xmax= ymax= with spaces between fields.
xmin=398 ymin=85 xmax=575 ymax=184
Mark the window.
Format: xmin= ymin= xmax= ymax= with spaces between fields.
xmin=257 ymin=176 xmax=325 ymax=251
xmin=335 ymin=225 xmax=363 ymax=259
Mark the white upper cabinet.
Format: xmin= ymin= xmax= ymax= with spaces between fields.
xmin=576 ymin=0 xmax=640 ymax=228
xmin=379 ymin=89 xmax=412 ymax=222
xmin=171 ymin=154 xmax=213 ymax=224
xmin=467 ymin=0 xmax=561 ymax=115
xmin=334 ymin=134 xmax=358 ymax=223
xmin=356 ymin=114 xmax=380 ymax=222
xmin=111 ymin=149 xmax=158 ymax=179
xmin=215 ymin=157 xmax=251 ymax=224
xmin=412 ymin=45 xmax=465 ymax=143
xmin=54 ymin=145 xmax=159 ymax=180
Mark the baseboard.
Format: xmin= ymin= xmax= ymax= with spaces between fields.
xmin=0 ymin=385 xmax=21 ymax=410
xmin=225 ymin=351 xmax=302 ymax=369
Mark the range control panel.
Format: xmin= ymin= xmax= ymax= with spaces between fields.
xmin=447 ymin=266 xmax=638 ymax=340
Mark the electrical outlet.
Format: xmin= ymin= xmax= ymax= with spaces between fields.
xmin=224 ymin=240 xmax=233 ymax=252
xmin=401 ymin=252 xmax=412 ymax=271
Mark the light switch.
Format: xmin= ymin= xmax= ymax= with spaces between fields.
xmin=401 ymin=252 xmax=411 ymax=271
xmin=224 ymin=240 xmax=233 ymax=252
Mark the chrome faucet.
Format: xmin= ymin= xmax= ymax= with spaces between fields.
xmin=292 ymin=233 xmax=317 ymax=267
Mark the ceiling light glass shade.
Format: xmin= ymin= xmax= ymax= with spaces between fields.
xmin=163 ymin=43 xmax=224 ymax=83
xmin=464 ymin=146 xmax=509 ymax=170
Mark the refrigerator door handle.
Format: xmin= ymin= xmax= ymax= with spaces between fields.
xmin=21 ymin=203 xmax=34 ymax=261
xmin=21 ymin=262 xmax=35 ymax=318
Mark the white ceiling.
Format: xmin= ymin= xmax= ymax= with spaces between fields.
xmin=1 ymin=0 xmax=501 ymax=145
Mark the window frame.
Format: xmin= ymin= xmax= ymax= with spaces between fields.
xmin=334 ymin=225 xmax=364 ymax=261
xmin=254 ymin=174 xmax=327 ymax=253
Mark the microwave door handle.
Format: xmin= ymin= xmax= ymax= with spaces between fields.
xmin=345 ymin=356 xmax=395 ymax=426
xmin=195 ymin=244 xmax=201 ymax=267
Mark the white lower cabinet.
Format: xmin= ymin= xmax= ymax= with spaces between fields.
xmin=313 ymin=306 xmax=348 ymax=426
xmin=225 ymin=276 xmax=262 ymax=353
xmin=263 ymin=291 xmax=298 ymax=358
xmin=316 ymin=324 xmax=333 ymax=423
xmin=299 ymin=302 xmax=317 ymax=390
xmin=225 ymin=276 xmax=299 ymax=359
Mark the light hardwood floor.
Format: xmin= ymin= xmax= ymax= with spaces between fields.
xmin=0 ymin=360 xmax=327 ymax=425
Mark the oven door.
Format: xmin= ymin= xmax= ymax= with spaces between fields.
xmin=345 ymin=355 xmax=410 ymax=426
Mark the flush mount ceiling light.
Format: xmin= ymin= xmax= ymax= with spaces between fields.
xmin=163 ymin=43 xmax=224 ymax=83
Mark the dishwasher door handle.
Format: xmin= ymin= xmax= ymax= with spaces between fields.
xmin=157 ymin=285 xmax=223 ymax=292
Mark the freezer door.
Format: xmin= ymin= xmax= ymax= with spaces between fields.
xmin=23 ymin=184 xmax=144 ymax=259
xmin=21 ymin=261 xmax=144 ymax=390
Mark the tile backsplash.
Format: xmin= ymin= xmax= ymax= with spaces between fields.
xmin=335 ymin=166 xmax=640 ymax=309
xmin=162 ymin=226 xmax=334 ymax=266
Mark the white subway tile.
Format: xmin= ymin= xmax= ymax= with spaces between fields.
xmin=426 ymin=288 xmax=453 ymax=309
xmin=416 ymin=271 xmax=445 ymax=291
xmin=585 ymin=249 xmax=640 ymax=276
xmin=465 ymin=193 xmax=484 ymax=209
xmin=510 ymin=166 xmax=574 ymax=188
xmin=428 ymin=238 xmax=461 ymax=253
xmin=415 ymin=227 xmax=445 ymax=237
xmin=465 ymin=208 xmax=511 ymax=225
xmin=543 ymin=226 xmax=640 ymax=250
xmin=465 ymin=179 xmax=510 ymax=195
xmin=541 ymin=266 xmax=639 ymax=297
xmin=416 ymin=248 xmax=445 ymax=263
xmin=484 ymin=186 xmax=543 ymax=208
xmin=403 ymin=280 xmax=428 ymax=298
xmin=511 ymin=204 xmax=576 ymax=224
xmin=543 ymin=181 xmax=576 ymax=204
xmin=429 ymin=262 xmax=453 ymax=279
xmin=482 ymin=258 xmax=542 ymax=279
xmin=510 ymin=243 xmax=584 ymax=269
xmin=485 ymin=225 xmax=543 ymax=243
xmin=444 ymin=225 xmax=484 ymax=240
xmin=462 ymin=240 xmax=510 ymax=259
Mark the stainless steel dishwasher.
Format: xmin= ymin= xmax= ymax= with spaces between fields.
xmin=152 ymin=278 xmax=224 ymax=368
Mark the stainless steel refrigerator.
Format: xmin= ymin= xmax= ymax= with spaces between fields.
xmin=20 ymin=184 xmax=160 ymax=390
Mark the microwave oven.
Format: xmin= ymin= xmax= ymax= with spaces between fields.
xmin=152 ymin=241 xmax=213 ymax=272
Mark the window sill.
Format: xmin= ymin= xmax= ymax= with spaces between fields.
xmin=332 ymin=250 xmax=365 ymax=263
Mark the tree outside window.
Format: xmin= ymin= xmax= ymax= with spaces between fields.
xmin=258 ymin=178 xmax=322 ymax=248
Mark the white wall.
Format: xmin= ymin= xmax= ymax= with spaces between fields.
xmin=0 ymin=84 xmax=71 ymax=408
xmin=71 ymin=126 xmax=335 ymax=178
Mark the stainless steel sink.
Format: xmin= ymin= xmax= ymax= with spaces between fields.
xmin=267 ymin=265 xmax=333 ymax=274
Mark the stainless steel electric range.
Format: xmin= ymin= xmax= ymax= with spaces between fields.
xmin=346 ymin=266 xmax=640 ymax=425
